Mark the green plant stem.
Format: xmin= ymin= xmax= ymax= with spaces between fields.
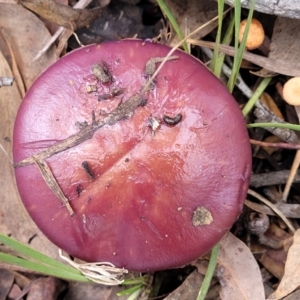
xmin=197 ymin=243 xmax=220 ymax=300
xmin=156 ymin=0 xmax=189 ymax=53
xmin=242 ymin=76 xmax=272 ymax=116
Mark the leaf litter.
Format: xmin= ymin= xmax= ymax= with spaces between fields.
xmin=1 ymin=0 xmax=300 ymax=299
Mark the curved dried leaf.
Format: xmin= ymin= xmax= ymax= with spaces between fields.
xmin=268 ymin=229 xmax=300 ymax=300
xmin=218 ymin=232 xmax=265 ymax=300
xmin=268 ymin=17 xmax=300 ymax=76
xmin=19 ymin=0 xmax=101 ymax=30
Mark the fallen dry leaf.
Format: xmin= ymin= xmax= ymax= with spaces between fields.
xmin=19 ymin=0 xmax=101 ymax=30
xmin=165 ymin=0 xmax=218 ymax=46
xmin=268 ymin=16 xmax=300 ymax=76
xmin=8 ymin=283 xmax=22 ymax=300
xmin=218 ymin=232 xmax=265 ymax=300
xmin=260 ymin=93 xmax=284 ymax=120
xmin=64 ymin=282 xmax=128 ymax=300
xmin=0 ymin=3 xmax=57 ymax=89
xmin=0 ymin=268 xmax=14 ymax=299
xmin=282 ymin=289 xmax=300 ymax=300
xmin=268 ymin=229 xmax=300 ymax=300
xmin=26 ymin=277 xmax=65 ymax=300
xmin=259 ymin=223 xmax=291 ymax=280
xmin=164 ymin=270 xmax=204 ymax=300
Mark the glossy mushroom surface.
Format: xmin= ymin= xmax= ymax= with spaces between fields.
xmin=13 ymin=40 xmax=252 ymax=272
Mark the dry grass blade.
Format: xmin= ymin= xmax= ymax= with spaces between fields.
xmin=59 ymin=250 xmax=128 ymax=285
xmin=187 ymin=40 xmax=300 ymax=76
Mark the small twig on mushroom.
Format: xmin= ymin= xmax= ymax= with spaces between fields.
xmin=15 ymin=57 xmax=178 ymax=168
xmin=14 ymin=55 xmax=178 ymax=216
xmin=32 ymin=157 xmax=74 ymax=215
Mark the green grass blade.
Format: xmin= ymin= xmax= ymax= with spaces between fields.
xmin=117 ymin=284 xmax=143 ymax=296
xmin=156 ymin=0 xmax=189 ymax=53
xmin=122 ymin=277 xmax=147 ymax=285
xmin=242 ymin=76 xmax=272 ymax=116
xmin=227 ymin=0 xmax=256 ymax=92
xmin=227 ymin=0 xmax=241 ymax=92
xmin=0 ymin=234 xmax=82 ymax=276
xmin=0 ymin=252 xmax=89 ymax=282
xmin=210 ymin=0 xmax=224 ymax=75
xmin=214 ymin=14 xmax=235 ymax=77
xmin=197 ymin=243 xmax=220 ymax=300
xmin=247 ymin=123 xmax=300 ymax=131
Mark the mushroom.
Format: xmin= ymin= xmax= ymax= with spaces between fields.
xmin=281 ymin=77 xmax=300 ymax=201
xmin=13 ymin=40 xmax=252 ymax=272
xmin=282 ymin=77 xmax=300 ymax=107
xmin=239 ymin=18 xmax=265 ymax=50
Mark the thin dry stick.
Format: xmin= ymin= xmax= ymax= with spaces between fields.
xmin=282 ymin=149 xmax=300 ymax=201
xmin=250 ymin=139 xmax=300 ymax=150
xmin=281 ymin=106 xmax=300 ymax=201
xmin=247 ymin=189 xmax=296 ymax=233
xmin=15 ymin=57 xmax=178 ymax=168
xmin=15 ymin=56 xmax=178 ymax=216
xmin=187 ymin=39 xmax=300 ymax=77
